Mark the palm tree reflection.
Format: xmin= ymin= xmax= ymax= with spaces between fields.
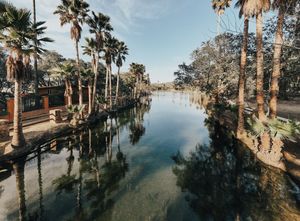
xmin=13 ymin=158 xmax=27 ymax=221
xmin=172 ymin=116 xmax=300 ymax=221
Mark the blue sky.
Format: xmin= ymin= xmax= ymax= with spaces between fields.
xmin=12 ymin=0 xmax=250 ymax=83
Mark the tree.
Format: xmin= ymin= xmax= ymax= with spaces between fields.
xmin=80 ymin=66 xmax=94 ymax=114
xmin=31 ymin=21 xmax=53 ymax=88
xmin=51 ymin=61 xmax=76 ymax=106
xmin=252 ymin=0 xmax=271 ymax=121
xmin=114 ymin=40 xmax=128 ymax=104
xmin=0 ymin=4 xmax=32 ymax=147
xmin=32 ymin=0 xmax=38 ymax=94
xmin=235 ymin=0 xmax=249 ymax=137
xmin=269 ymin=0 xmax=297 ymax=119
xmin=54 ymin=0 xmax=89 ymax=106
xmin=87 ymin=11 xmax=113 ymax=111
xmin=82 ymin=37 xmax=97 ymax=111
xmin=104 ymin=36 xmax=118 ymax=108
xmin=129 ymin=63 xmax=146 ymax=99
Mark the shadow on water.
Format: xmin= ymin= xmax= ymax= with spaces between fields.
xmin=0 ymin=98 xmax=151 ymax=221
xmin=172 ymin=114 xmax=300 ymax=221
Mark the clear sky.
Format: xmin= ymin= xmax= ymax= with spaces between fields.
xmin=11 ymin=0 xmax=249 ymax=83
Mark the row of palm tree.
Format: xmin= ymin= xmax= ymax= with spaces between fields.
xmin=211 ymin=0 xmax=298 ymax=137
xmin=54 ymin=0 xmax=132 ymax=114
xmin=0 ymin=0 xmax=146 ymax=148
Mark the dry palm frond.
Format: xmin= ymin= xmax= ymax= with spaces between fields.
xmin=241 ymin=0 xmax=271 ymax=17
xmin=6 ymin=55 xmax=16 ymax=82
xmin=70 ymin=22 xmax=81 ymax=41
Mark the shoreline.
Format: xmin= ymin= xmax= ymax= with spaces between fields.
xmin=0 ymin=99 xmax=139 ymax=163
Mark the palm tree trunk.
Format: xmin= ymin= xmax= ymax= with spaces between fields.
xmin=109 ymin=65 xmax=112 ymax=108
xmin=270 ymin=6 xmax=284 ymax=119
xmin=75 ymin=40 xmax=83 ymax=106
xmin=88 ymin=81 xmax=92 ymax=114
xmin=115 ymin=66 xmax=120 ymax=105
xmin=105 ymin=65 xmax=109 ymax=106
xmin=33 ymin=0 xmax=38 ymax=95
xmin=11 ymin=80 xmax=26 ymax=147
xmin=237 ymin=17 xmax=249 ymax=138
xmin=65 ymin=80 xmax=72 ymax=106
xmin=256 ymin=12 xmax=266 ymax=121
xmin=92 ymin=53 xmax=99 ymax=112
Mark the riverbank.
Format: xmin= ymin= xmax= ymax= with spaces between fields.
xmin=0 ymin=98 xmax=142 ymax=162
xmin=189 ymin=91 xmax=300 ymax=182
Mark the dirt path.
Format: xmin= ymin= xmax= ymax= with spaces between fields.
xmin=246 ymin=99 xmax=300 ymax=121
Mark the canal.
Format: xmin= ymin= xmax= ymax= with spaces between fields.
xmin=0 ymin=92 xmax=300 ymax=221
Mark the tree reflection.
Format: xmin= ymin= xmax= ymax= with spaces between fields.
xmin=172 ymin=116 xmax=300 ymax=221
xmin=12 ymin=158 xmax=27 ymax=221
xmin=128 ymin=100 xmax=150 ymax=145
xmin=53 ymin=137 xmax=78 ymax=195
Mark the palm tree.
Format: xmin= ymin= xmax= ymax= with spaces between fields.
xmin=32 ymin=0 xmax=38 ymax=93
xmin=54 ymin=0 xmax=89 ymax=107
xmin=104 ymin=36 xmax=118 ymax=108
xmin=114 ymin=40 xmax=128 ymax=105
xmin=51 ymin=61 xmax=76 ymax=106
xmin=269 ymin=0 xmax=297 ymax=119
xmin=80 ymin=66 xmax=94 ymax=114
xmin=235 ymin=0 xmax=249 ymax=137
xmin=252 ymin=0 xmax=271 ymax=121
xmin=130 ymin=63 xmax=145 ymax=99
xmin=0 ymin=5 xmax=32 ymax=147
xmin=31 ymin=21 xmax=53 ymax=93
xmin=87 ymin=11 xmax=113 ymax=111
xmin=82 ymin=37 xmax=97 ymax=113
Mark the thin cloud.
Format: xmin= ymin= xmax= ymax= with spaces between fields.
xmin=90 ymin=0 xmax=172 ymax=32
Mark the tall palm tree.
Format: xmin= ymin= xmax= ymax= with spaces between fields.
xmin=32 ymin=0 xmax=38 ymax=94
xmin=114 ymin=40 xmax=128 ymax=104
xmin=31 ymin=21 xmax=53 ymax=93
xmin=0 ymin=5 xmax=32 ymax=147
xmin=130 ymin=63 xmax=145 ymax=99
xmin=251 ymin=0 xmax=271 ymax=121
xmin=80 ymin=66 xmax=94 ymax=114
xmin=104 ymin=36 xmax=118 ymax=108
xmin=87 ymin=11 xmax=113 ymax=111
xmin=269 ymin=0 xmax=297 ymax=119
xmin=235 ymin=0 xmax=249 ymax=137
xmin=54 ymin=0 xmax=89 ymax=107
xmin=51 ymin=61 xmax=76 ymax=106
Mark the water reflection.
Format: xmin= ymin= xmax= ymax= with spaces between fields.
xmin=0 ymin=98 xmax=151 ymax=221
xmin=172 ymin=115 xmax=300 ymax=221
xmin=1 ymin=93 xmax=300 ymax=221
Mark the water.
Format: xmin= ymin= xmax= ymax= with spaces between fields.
xmin=0 ymin=92 xmax=300 ymax=221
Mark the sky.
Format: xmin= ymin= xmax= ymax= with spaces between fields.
xmin=11 ymin=0 xmax=250 ymax=83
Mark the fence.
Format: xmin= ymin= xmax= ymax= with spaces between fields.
xmin=49 ymin=93 xmax=65 ymax=107
xmin=22 ymin=95 xmax=44 ymax=112
xmin=0 ymin=101 xmax=7 ymax=116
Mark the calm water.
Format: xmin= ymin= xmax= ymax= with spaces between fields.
xmin=0 ymin=92 xmax=300 ymax=221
